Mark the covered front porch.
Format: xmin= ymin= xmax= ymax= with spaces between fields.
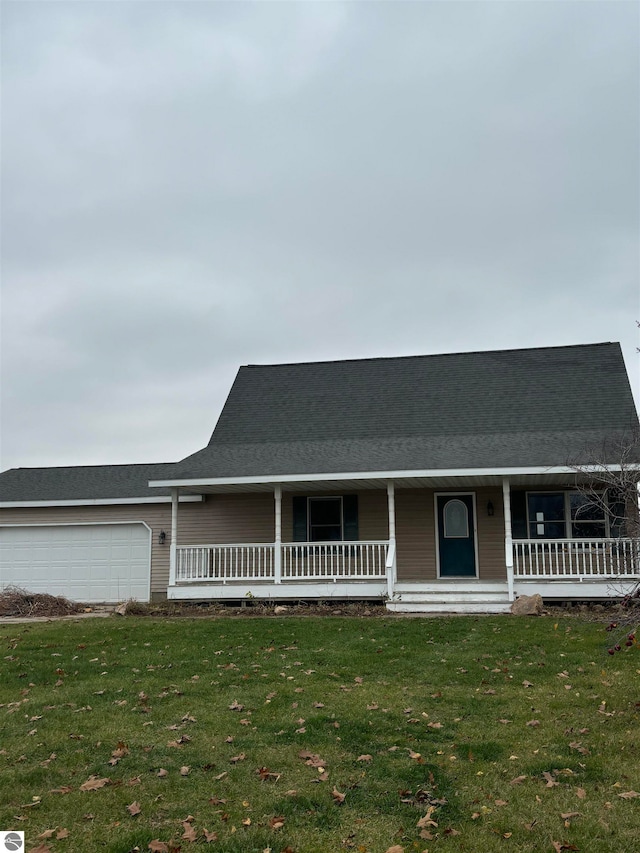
xmin=160 ymin=472 xmax=640 ymax=611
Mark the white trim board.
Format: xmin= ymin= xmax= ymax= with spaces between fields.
xmin=149 ymin=464 xmax=631 ymax=489
xmin=0 ymin=496 xmax=204 ymax=508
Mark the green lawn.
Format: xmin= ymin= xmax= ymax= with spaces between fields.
xmin=0 ymin=613 xmax=638 ymax=853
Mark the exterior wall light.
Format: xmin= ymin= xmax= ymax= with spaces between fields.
xmin=159 ymin=530 xmax=167 ymax=545
xmin=487 ymin=501 xmax=494 ymax=517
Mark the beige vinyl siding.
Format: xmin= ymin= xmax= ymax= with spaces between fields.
xmin=281 ymin=491 xmax=389 ymax=541
xmin=395 ymin=487 xmax=507 ymax=581
xmin=177 ymin=494 xmax=274 ymax=546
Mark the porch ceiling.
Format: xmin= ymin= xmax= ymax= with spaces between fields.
xmin=172 ymin=471 xmax=591 ymax=495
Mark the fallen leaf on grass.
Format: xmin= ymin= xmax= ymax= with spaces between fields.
xmin=182 ymin=822 xmax=198 ymax=842
xmin=49 ymin=786 xmax=73 ymax=795
xmin=37 ymin=830 xmax=56 ymax=839
xmin=332 ymin=786 xmax=346 ymax=804
xmin=618 ymin=791 xmax=640 ymax=799
xmin=427 ymin=721 xmax=443 ymax=729
xmin=230 ymin=753 xmax=246 ymax=764
xmin=417 ymin=807 xmax=438 ymax=828
xmin=560 ymin=812 xmax=580 ymax=820
xmin=576 ymin=788 xmax=586 ymax=799
xmin=385 ymin=847 xmax=405 ymax=853
xmin=127 ymin=801 xmax=141 ymax=816
xmin=157 ymin=768 xmax=168 ymax=778
xmin=27 ymin=846 xmax=53 ymax=853
xmin=357 ymin=754 xmax=373 ymax=762
xmin=543 ymin=772 xmax=559 ymax=788
xmin=148 ymin=842 xmax=169 ymax=853
xmin=269 ymin=816 xmax=285 ymax=830
xmin=109 ymin=741 xmax=129 ymax=765
xmin=510 ymin=775 xmax=527 ymax=785
xmin=79 ymin=776 xmax=111 ymax=791
xmin=203 ymin=829 xmax=218 ymax=842
xmin=526 ymin=720 xmax=540 ymax=727
xmin=180 ymin=766 xmax=191 ymax=776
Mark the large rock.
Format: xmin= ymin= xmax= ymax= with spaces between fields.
xmin=511 ymin=594 xmax=543 ymax=616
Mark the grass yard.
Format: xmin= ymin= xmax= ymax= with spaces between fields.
xmin=0 ymin=613 xmax=638 ymax=853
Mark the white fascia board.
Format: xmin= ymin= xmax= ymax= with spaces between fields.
xmin=148 ymin=465 xmax=629 ymax=489
xmin=0 ymin=495 xmax=204 ymax=508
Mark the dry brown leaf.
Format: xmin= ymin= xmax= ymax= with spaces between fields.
xmin=522 ymin=680 xmax=534 ymax=688
xmin=182 ymin=823 xmax=198 ymax=842
xmin=269 ymin=815 xmax=285 ymax=830
xmin=357 ymin=754 xmax=373 ymax=762
xmin=427 ymin=721 xmax=443 ymax=729
xmin=79 ymin=775 xmax=111 ymax=792
xmin=618 ymin=790 xmax=640 ymax=799
xmin=49 ymin=786 xmax=73 ymax=795
xmin=127 ymin=801 xmax=141 ymax=816
xmin=157 ymin=768 xmax=168 ymax=778
xmin=417 ymin=806 xmax=438 ymax=828
xmin=332 ymin=786 xmax=346 ymax=804
xmin=148 ymin=842 xmax=169 ymax=853
xmin=180 ymin=766 xmax=191 ymax=776
xmin=510 ymin=775 xmax=527 ymax=785
xmin=526 ymin=720 xmax=540 ymax=727
xmin=576 ymin=787 xmax=586 ymax=799
xmin=203 ymin=829 xmax=218 ymax=842
xmin=495 ymin=799 xmax=508 ymax=806
xmin=27 ymin=846 xmax=53 ymax=853
xmin=37 ymin=830 xmax=56 ymax=839
xmin=385 ymin=847 xmax=405 ymax=853
xmin=543 ymin=771 xmax=559 ymax=788
xmin=230 ymin=753 xmax=246 ymax=764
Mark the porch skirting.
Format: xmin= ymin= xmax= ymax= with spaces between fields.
xmin=167 ymin=580 xmax=388 ymax=601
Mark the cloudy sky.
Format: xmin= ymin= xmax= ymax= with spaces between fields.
xmin=1 ymin=0 xmax=638 ymax=472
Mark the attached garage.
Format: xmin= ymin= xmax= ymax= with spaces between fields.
xmin=0 ymin=523 xmax=151 ymax=603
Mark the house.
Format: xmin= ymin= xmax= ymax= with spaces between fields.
xmin=1 ymin=342 xmax=639 ymax=611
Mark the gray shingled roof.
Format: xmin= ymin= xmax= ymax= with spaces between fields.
xmin=169 ymin=343 xmax=639 ymax=479
xmin=0 ymin=463 xmax=178 ymax=503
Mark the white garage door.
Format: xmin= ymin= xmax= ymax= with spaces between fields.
xmin=0 ymin=524 xmax=151 ymax=603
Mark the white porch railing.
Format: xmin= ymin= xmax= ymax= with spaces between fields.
xmin=176 ymin=544 xmax=275 ymax=582
xmin=513 ymin=538 xmax=640 ymax=579
xmin=281 ymin=541 xmax=388 ymax=580
xmin=175 ymin=541 xmax=389 ymax=584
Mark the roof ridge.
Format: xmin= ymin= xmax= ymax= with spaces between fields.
xmin=243 ymin=341 xmax=617 ymax=370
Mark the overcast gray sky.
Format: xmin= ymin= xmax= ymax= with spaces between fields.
xmin=1 ymin=0 xmax=638 ymax=472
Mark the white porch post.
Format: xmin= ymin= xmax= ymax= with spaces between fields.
xmin=169 ymin=487 xmax=178 ymax=587
xmin=387 ymin=481 xmax=397 ymax=599
xmin=274 ymin=485 xmax=282 ymax=584
xmin=502 ymin=477 xmax=514 ymax=602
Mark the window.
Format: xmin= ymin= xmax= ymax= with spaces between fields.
xmin=443 ymin=499 xmax=469 ymax=538
xmin=308 ymin=497 xmax=343 ymax=542
xmin=292 ymin=495 xmax=359 ymax=542
xmin=526 ymin=492 xmax=608 ymax=539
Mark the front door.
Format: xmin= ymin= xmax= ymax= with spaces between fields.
xmin=436 ymin=494 xmax=477 ymax=577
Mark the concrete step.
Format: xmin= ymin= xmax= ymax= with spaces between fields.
xmin=386 ymin=599 xmax=513 ymax=614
